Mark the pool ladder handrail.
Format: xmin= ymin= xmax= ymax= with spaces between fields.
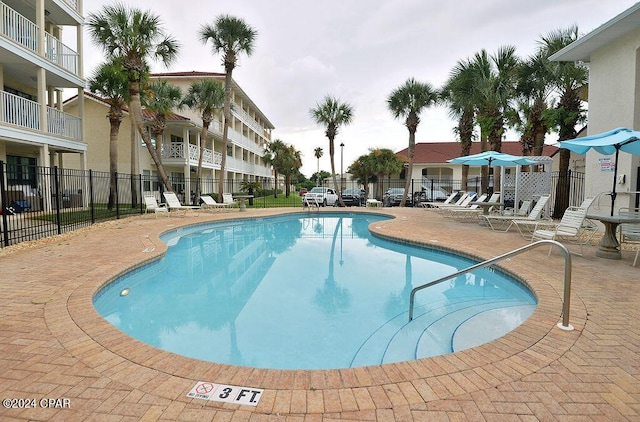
xmin=408 ymin=240 xmax=574 ymax=331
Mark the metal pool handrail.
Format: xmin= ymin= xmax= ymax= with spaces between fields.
xmin=408 ymin=240 xmax=574 ymax=331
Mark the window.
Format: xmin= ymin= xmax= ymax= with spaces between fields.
xmin=6 ymin=155 xmax=37 ymax=188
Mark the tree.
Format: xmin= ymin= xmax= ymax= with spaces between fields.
xmin=467 ymin=46 xmax=520 ymax=193
xmin=200 ymin=15 xmax=257 ymax=201
xmin=348 ymin=153 xmax=376 ymax=199
xmin=143 ymin=80 xmax=183 ymax=158
xmin=441 ymin=59 xmax=476 ymax=191
xmin=388 ymin=78 xmax=438 ymax=206
xmin=264 ymin=139 xmax=286 ymax=198
xmin=87 ymin=4 xmax=180 ymax=193
xmin=313 ymin=147 xmax=323 ymax=186
xmin=265 ymin=140 xmax=302 ymax=197
xmin=87 ymin=60 xmax=130 ymax=210
xmin=181 ymin=79 xmax=225 ymax=201
xmin=309 ymin=96 xmax=354 ymax=207
xmin=539 ymin=26 xmax=588 ymax=218
xmin=368 ymin=148 xmax=404 ymax=200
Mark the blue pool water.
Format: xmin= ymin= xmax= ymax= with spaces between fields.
xmin=94 ymin=213 xmax=536 ymax=370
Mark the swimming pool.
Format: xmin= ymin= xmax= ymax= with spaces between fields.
xmin=94 ymin=212 xmax=536 ymax=370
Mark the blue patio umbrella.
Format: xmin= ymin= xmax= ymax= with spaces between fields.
xmin=558 ymin=127 xmax=640 ymax=216
xmin=448 ymin=151 xmax=538 ymax=194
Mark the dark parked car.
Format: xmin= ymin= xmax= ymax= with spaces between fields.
xmin=383 ymin=188 xmax=412 ymax=207
xmin=340 ymin=188 xmax=366 ymax=206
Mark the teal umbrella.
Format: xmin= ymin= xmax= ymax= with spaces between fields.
xmin=558 ymin=127 xmax=640 ymax=215
xmin=448 ymin=151 xmax=538 ymax=193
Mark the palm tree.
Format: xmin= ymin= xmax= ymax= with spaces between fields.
xmin=467 ymin=46 xmax=520 ymax=193
xmin=388 ymin=78 xmax=438 ymax=206
xmin=515 ymin=49 xmax=554 ymax=158
xmin=200 ymin=15 xmax=257 ymax=200
xmin=264 ymin=139 xmax=286 ymax=198
xmin=87 ymin=4 xmax=180 ymax=193
xmin=348 ymin=153 xmax=376 ymax=200
xmin=539 ymin=26 xmax=588 ymax=218
xmin=143 ymin=80 xmax=183 ymax=158
xmin=441 ymin=59 xmax=476 ymax=191
xmin=279 ymin=145 xmax=303 ymax=197
xmin=369 ymin=148 xmax=404 ymax=200
xmin=313 ymin=147 xmax=323 ymax=186
xmin=87 ymin=61 xmax=130 ymax=210
xmin=181 ymin=79 xmax=225 ymax=201
xmin=309 ymin=96 xmax=354 ymax=207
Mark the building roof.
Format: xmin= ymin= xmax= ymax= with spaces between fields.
xmin=395 ymin=142 xmax=559 ymax=164
xmin=549 ymin=3 xmax=640 ymax=62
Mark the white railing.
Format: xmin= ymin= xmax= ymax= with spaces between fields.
xmin=1 ymin=91 xmax=39 ymax=129
xmin=233 ymin=107 xmax=265 ymax=137
xmin=226 ymin=156 xmax=272 ymax=177
xmin=1 ymin=3 xmax=38 ymax=51
xmin=228 ymin=128 xmax=266 ymax=156
xmin=47 ymin=107 xmax=80 ymax=140
xmin=164 ymin=142 xmax=222 ymax=167
xmin=44 ymin=32 xmax=78 ymax=74
xmin=1 ymin=3 xmax=79 ymax=75
xmin=1 ymin=91 xmax=81 ymax=141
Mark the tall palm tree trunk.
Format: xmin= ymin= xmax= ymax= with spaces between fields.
xmin=129 ymin=81 xmax=173 ymax=192
xmin=401 ymin=130 xmax=416 ymax=207
xmin=328 ymin=137 xmax=344 ymax=206
xmin=218 ymin=71 xmax=233 ymax=202
xmin=108 ymin=117 xmax=119 ymax=210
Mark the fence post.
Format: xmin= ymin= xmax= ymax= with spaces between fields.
xmin=139 ymin=174 xmax=144 ymax=214
xmin=53 ymin=166 xmax=62 ymax=235
xmin=0 ymin=161 xmax=9 ymax=248
xmin=89 ymin=170 xmax=95 ymax=224
xmin=115 ymin=172 xmax=120 ymax=219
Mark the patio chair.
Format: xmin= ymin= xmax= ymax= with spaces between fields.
xmin=433 ymin=192 xmax=478 ymax=214
xmin=446 ymin=192 xmax=501 ymax=221
xmin=618 ymin=207 xmax=640 ymax=266
xmin=530 ymin=206 xmax=599 ymax=256
xmin=222 ymin=193 xmax=238 ymax=207
xmin=143 ymin=195 xmax=169 ymax=218
xmin=483 ymin=195 xmax=550 ymax=233
xmin=440 ymin=193 xmax=485 ymax=217
xmin=420 ymin=191 xmax=459 ymax=209
xmin=200 ymin=195 xmax=233 ymax=211
xmin=162 ymin=192 xmax=201 ymax=215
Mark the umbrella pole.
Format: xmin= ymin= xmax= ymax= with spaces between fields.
xmin=611 ymin=147 xmax=620 ymax=216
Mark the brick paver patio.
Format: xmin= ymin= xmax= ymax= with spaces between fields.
xmin=1 ymin=207 xmax=638 ymax=421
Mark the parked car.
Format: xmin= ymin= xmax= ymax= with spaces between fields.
xmin=340 ymin=188 xmax=366 ymax=206
xmin=299 ymin=188 xmax=308 ymax=197
xmin=303 ymin=187 xmax=339 ymax=206
xmin=382 ymin=188 xmax=412 ymax=207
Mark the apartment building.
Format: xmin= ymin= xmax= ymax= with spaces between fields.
xmin=64 ymin=71 xmax=274 ymax=203
xmin=0 ymin=0 xmax=85 ymax=208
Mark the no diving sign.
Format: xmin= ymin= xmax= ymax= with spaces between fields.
xmin=187 ymin=381 xmax=263 ymax=406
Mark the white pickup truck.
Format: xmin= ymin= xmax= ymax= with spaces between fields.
xmin=303 ymin=187 xmax=338 ymax=206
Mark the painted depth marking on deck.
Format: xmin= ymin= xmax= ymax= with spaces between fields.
xmin=187 ymin=381 xmax=263 ymax=406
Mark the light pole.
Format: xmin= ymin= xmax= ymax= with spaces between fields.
xmin=340 ymin=142 xmax=344 ymax=191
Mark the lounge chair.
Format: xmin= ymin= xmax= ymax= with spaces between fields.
xmin=433 ymin=192 xmax=477 ymax=214
xmin=530 ymin=206 xmax=599 ymax=256
xmin=440 ymin=193 xmax=485 ymax=217
xmin=512 ymin=196 xmax=594 ymax=239
xmin=200 ymin=195 xmax=233 ymax=211
xmin=482 ymin=195 xmax=550 ymax=233
xmin=446 ymin=192 xmax=501 ymax=221
xmin=420 ymin=191 xmax=459 ymax=209
xmin=619 ymin=207 xmax=640 ymax=266
xmin=222 ymin=193 xmax=238 ymax=207
xmin=144 ymin=195 xmax=169 ymax=217
xmin=162 ymin=192 xmax=201 ymax=214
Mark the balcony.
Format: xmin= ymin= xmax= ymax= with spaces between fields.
xmin=1 ymin=2 xmax=79 ymax=75
xmin=1 ymin=90 xmax=81 ymax=141
xmin=162 ymin=142 xmax=223 ymax=168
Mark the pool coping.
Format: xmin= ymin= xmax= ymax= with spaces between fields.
xmin=51 ymin=208 xmax=584 ymax=412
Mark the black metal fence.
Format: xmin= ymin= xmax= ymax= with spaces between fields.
xmin=1 ymin=161 xmax=587 ymax=249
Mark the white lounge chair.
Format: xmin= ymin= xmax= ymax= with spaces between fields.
xmin=446 ymin=192 xmax=501 ymax=221
xmin=530 ymin=206 xmax=599 ymax=256
xmin=440 ymin=193 xmax=485 ymax=217
xmin=143 ymin=195 xmax=169 ymax=217
xmin=482 ymin=195 xmax=550 ymax=233
xmin=420 ymin=191 xmax=459 ymax=209
xmin=512 ymin=196 xmax=594 ymax=239
xmin=222 ymin=193 xmax=238 ymax=207
xmin=619 ymin=207 xmax=640 ymax=266
xmin=200 ymin=195 xmax=233 ymax=211
xmin=433 ymin=192 xmax=478 ymax=214
xmin=162 ymin=192 xmax=200 ymax=214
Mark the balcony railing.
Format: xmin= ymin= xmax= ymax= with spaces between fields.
xmin=1 ymin=91 xmax=81 ymax=141
xmin=163 ymin=142 xmax=222 ymax=167
xmin=1 ymin=3 xmax=79 ymax=75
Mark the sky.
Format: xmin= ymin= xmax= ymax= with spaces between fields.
xmin=79 ymin=0 xmax=638 ymax=176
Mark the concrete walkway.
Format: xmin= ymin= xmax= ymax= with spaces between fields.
xmin=0 ymin=207 xmax=638 ymax=421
